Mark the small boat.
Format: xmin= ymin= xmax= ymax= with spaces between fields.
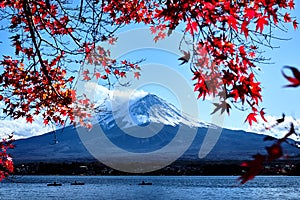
xmin=47 ymin=182 xmax=62 ymax=186
xmin=138 ymin=181 xmax=152 ymax=185
xmin=71 ymin=181 xmax=85 ymax=185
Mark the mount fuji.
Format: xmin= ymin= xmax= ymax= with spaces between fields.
xmin=9 ymin=94 xmax=300 ymax=163
xmin=94 ymin=93 xmax=208 ymax=129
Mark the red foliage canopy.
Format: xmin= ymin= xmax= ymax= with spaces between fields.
xmin=0 ymin=135 xmax=14 ymax=181
xmin=104 ymin=0 xmax=297 ymax=124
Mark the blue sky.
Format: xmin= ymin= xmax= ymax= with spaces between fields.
xmin=0 ymin=6 xmax=300 ymax=139
xmin=109 ymin=13 xmax=300 ymax=134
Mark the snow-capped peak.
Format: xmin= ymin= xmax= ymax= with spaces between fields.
xmin=95 ymin=93 xmax=210 ymax=129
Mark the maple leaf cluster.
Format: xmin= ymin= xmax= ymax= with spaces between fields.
xmin=238 ymin=122 xmax=296 ymax=184
xmin=104 ymin=0 xmax=297 ymax=125
xmin=82 ymin=45 xmax=141 ymax=81
xmin=0 ymin=54 xmax=75 ymax=125
xmin=239 ymin=65 xmax=300 ymax=184
xmin=0 ymin=135 xmax=14 ymax=182
xmin=0 ymin=0 xmax=141 ymax=128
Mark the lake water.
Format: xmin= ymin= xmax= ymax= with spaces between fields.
xmin=1 ymin=176 xmax=300 ymax=200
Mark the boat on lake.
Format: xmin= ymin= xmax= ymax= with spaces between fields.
xmin=71 ymin=181 xmax=85 ymax=185
xmin=138 ymin=181 xmax=152 ymax=185
xmin=47 ymin=182 xmax=62 ymax=186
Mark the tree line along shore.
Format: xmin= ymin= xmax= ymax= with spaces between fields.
xmin=11 ymin=159 xmax=300 ymax=176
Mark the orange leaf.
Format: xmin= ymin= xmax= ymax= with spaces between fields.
xmin=134 ymin=72 xmax=140 ymax=79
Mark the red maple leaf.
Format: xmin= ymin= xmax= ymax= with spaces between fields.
xmin=238 ymin=154 xmax=266 ymax=184
xmin=248 ymin=51 xmax=255 ymax=58
xmin=134 ymin=72 xmax=140 ymax=79
xmin=99 ymin=60 xmax=105 ymax=66
xmin=288 ymin=0 xmax=295 ymax=9
xmin=94 ymin=72 xmax=101 ymax=79
xmin=266 ymin=143 xmax=283 ymax=161
xmin=101 ymin=75 xmax=108 ymax=79
xmin=44 ymin=119 xmax=49 ymax=125
xmin=259 ymin=108 xmax=267 ymax=122
xmin=153 ymin=36 xmax=159 ymax=43
xmin=150 ymin=26 xmax=156 ymax=34
xmin=244 ymin=8 xmax=256 ymax=20
xmin=281 ymin=66 xmax=300 ymax=87
xmin=105 ymin=68 xmax=111 ymax=74
xmin=82 ymin=69 xmax=89 ymax=76
xmin=244 ymin=113 xmax=257 ymax=126
xmin=293 ymin=20 xmax=298 ymax=29
xmin=158 ymin=31 xmax=166 ymax=40
xmin=284 ymin=13 xmax=291 ymax=22
xmin=227 ymin=15 xmax=238 ymax=31
xmin=83 ymin=75 xmax=91 ymax=81
xmin=108 ymin=37 xmax=117 ymax=45
xmin=120 ymin=72 xmax=126 ymax=77
xmin=178 ymin=51 xmax=190 ymax=65
xmin=186 ymin=20 xmax=198 ymax=36
xmin=256 ymin=16 xmax=269 ymax=33
xmin=241 ymin=20 xmax=250 ymax=39
xmin=114 ymin=69 xmax=120 ymax=75
xmin=26 ymin=115 xmax=34 ymax=123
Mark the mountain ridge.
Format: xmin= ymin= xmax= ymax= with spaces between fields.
xmin=9 ymin=94 xmax=300 ymax=163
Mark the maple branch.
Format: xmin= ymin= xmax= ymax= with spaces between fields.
xmin=22 ymin=0 xmax=68 ymax=100
xmin=22 ymin=0 xmax=49 ymax=79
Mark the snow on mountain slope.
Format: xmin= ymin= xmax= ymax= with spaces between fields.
xmin=95 ymin=94 xmax=210 ymax=130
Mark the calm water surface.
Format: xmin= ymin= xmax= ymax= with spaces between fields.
xmin=1 ymin=176 xmax=300 ymax=200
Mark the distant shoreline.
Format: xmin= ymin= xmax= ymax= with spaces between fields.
xmin=12 ymin=159 xmax=300 ymax=176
